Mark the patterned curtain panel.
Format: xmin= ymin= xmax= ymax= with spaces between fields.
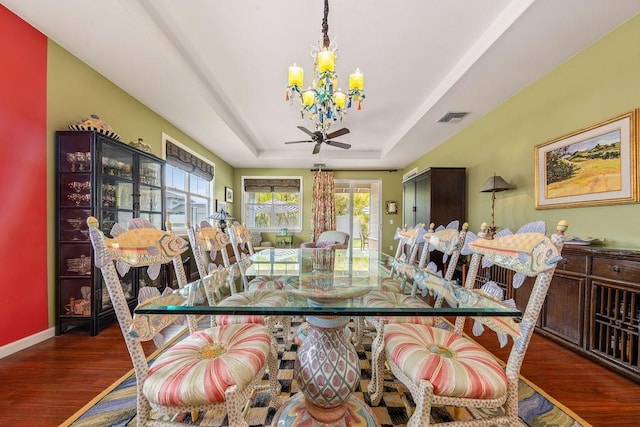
xmin=311 ymin=171 xmax=336 ymax=241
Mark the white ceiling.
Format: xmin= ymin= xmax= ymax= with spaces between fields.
xmin=4 ymin=0 xmax=640 ymax=170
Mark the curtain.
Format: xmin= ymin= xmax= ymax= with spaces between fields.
xmin=311 ymin=171 xmax=335 ymax=241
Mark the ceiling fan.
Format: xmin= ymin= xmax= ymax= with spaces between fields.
xmin=285 ymin=126 xmax=351 ymax=154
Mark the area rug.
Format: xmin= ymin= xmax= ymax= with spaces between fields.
xmin=62 ymin=320 xmax=590 ymax=427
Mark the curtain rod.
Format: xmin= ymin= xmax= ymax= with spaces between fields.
xmin=309 ymin=168 xmax=398 ymax=172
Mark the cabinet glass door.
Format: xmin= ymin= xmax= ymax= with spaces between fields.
xmin=101 ymin=210 xmax=134 ymax=237
xmin=101 ymin=143 xmax=133 ymax=180
xmin=140 ymin=185 xmax=162 ymax=212
xmin=140 ymin=159 xmax=162 ymax=187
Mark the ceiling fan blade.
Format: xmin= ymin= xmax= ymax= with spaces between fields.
xmin=312 ymin=142 xmax=322 ymax=155
xmin=326 ymin=127 xmax=350 ymax=139
xmin=325 ymin=140 xmax=351 ymax=150
xmin=297 ymin=126 xmax=316 ymax=137
xmin=284 ymin=140 xmax=313 ymax=144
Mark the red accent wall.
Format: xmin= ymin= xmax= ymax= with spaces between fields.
xmin=0 ymin=5 xmax=48 ymax=346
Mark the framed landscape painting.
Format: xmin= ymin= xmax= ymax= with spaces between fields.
xmin=535 ymin=110 xmax=638 ymax=209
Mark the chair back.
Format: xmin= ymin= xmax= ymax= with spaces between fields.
xmin=460 ymin=220 xmax=567 ymax=369
xmin=187 ymin=220 xmax=231 ymax=279
xmin=413 ymin=221 xmax=467 ymax=302
xmin=228 ymin=221 xmax=257 ymax=290
xmin=86 ymin=216 xmax=190 ymax=377
xmin=228 ymin=221 xmax=256 ymax=256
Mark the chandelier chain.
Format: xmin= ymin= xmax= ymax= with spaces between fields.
xmin=322 ymin=0 xmax=330 ymax=49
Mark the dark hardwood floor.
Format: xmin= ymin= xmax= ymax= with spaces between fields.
xmin=0 ymin=322 xmax=639 ymax=426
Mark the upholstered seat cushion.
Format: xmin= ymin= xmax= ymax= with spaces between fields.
xmin=363 ymin=291 xmax=435 ymax=325
xmin=144 ymin=323 xmax=272 ymax=406
xmin=384 ymin=323 xmax=507 ymax=399
xmin=215 ymin=289 xmax=286 ymax=326
xmin=379 ymin=277 xmax=404 ymax=293
xmin=247 ymin=275 xmax=288 ymax=291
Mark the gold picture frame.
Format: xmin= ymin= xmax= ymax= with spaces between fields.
xmin=534 ymin=109 xmax=638 ymax=209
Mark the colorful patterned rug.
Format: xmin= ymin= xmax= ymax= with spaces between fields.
xmin=62 ymin=320 xmax=589 ymax=426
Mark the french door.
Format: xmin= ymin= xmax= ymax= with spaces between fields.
xmin=334 ymin=180 xmax=381 ymax=251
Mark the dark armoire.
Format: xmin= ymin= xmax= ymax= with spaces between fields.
xmin=402 ymin=167 xmax=467 ymax=229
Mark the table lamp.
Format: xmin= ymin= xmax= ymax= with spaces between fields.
xmin=209 ymin=209 xmax=234 ymax=231
xmin=480 ymin=174 xmax=512 ymax=237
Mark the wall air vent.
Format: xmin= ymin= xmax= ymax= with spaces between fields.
xmin=438 ymin=112 xmax=469 ymax=123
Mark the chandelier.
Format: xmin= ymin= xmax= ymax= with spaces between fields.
xmin=285 ymin=0 xmax=365 ymax=133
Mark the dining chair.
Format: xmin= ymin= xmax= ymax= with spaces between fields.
xmin=379 ymin=223 xmax=426 ymax=293
xmin=187 ymin=220 xmax=231 ymax=275
xmin=227 ymin=221 xmax=293 ymax=347
xmin=87 ymin=216 xmax=280 ymax=426
xmin=362 ymin=221 xmax=468 ymax=379
xmin=369 ymin=220 xmax=568 ymax=426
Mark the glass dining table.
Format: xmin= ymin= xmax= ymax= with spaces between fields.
xmin=135 ymin=248 xmax=521 ymax=426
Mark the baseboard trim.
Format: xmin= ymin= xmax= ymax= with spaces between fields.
xmin=0 ymin=327 xmax=56 ymax=359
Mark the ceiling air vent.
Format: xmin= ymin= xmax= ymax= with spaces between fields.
xmin=438 ymin=112 xmax=469 ymax=123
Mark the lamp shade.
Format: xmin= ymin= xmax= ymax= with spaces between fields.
xmin=480 ymin=175 xmax=512 ymax=193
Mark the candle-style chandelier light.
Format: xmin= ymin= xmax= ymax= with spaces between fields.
xmin=285 ymin=0 xmax=365 ymax=133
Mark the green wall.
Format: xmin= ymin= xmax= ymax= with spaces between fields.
xmin=232 ymin=168 xmax=403 ymax=251
xmin=405 ymin=13 xmax=640 ymax=248
xmin=46 ymin=42 xmax=235 ymax=326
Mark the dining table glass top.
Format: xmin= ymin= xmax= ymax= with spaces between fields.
xmin=134 ymin=248 xmax=522 ymax=317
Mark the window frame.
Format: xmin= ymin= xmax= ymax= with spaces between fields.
xmin=162 ymin=133 xmax=215 ymax=234
xmin=241 ymin=176 xmax=303 ymax=233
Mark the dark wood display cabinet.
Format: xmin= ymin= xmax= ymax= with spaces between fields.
xmin=474 ymin=244 xmax=640 ymax=383
xmin=55 ymin=130 xmax=166 ymax=335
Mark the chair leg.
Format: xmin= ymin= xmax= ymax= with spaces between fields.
xmin=408 ymin=380 xmax=433 ymax=427
xmin=225 ymin=385 xmax=249 ymax=427
xmin=368 ymin=323 xmax=385 ymax=405
xmin=268 ymin=344 xmax=282 ymax=406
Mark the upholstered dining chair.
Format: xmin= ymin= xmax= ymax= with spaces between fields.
xmin=361 ymin=221 xmax=467 ymax=372
xmin=227 ymin=221 xmax=293 ymax=347
xmin=87 ymin=216 xmax=280 ymax=426
xmin=369 ymin=220 xmax=568 ymax=427
xmin=187 ymin=220 xmax=231 ymax=276
xmin=379 ymin=223 xmax=426 ymax=293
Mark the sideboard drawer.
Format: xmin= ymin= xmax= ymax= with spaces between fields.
xmin=557 ymin=253 xmax=588 ymax=275
xmin=592 ymin=257 xmax=640 ymax=283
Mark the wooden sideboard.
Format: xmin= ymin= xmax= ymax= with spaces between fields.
xmin=475 ymin=245 xmax=640 ymax=382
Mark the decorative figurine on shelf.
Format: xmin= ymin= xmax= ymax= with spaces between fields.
xmin=68 ymin=114 xmax=121 ymax=140
xmin=129 ymin=137 xmax=152 ymax=153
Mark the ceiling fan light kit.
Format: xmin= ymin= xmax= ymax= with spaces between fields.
xmin=285 ymin=0 xmax=365 ymax=134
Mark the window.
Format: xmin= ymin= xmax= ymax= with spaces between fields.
xmin=242 ymin=177 xmax=302 ymax=232
xmin=164 ymin=136 xmax=214 ymax=231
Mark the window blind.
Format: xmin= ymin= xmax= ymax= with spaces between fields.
xmin=244 ymin=178 xmax=301 ymax=193
xmin=166 ymin=141 xmax=214 ymax=181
